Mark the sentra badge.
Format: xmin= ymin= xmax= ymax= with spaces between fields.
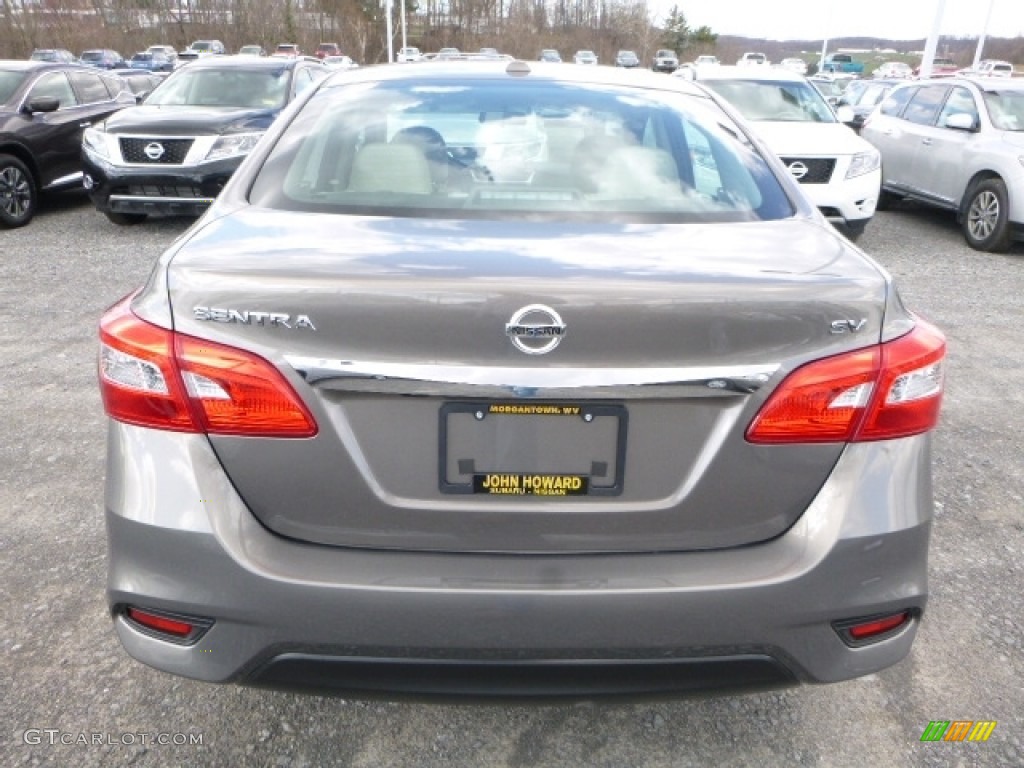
xmin=505 ymin=304 xmax=566 ymax=355
xmin=193 ymin=306 xmax=316 ymax=330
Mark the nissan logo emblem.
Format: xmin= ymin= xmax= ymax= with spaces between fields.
xmin=505 ymin=304 xmax=566 ymax=355
xmin=787 ymin=161 xmax=809 ymax=180
xmin=144 ymin=142 xmax=166 ymax=160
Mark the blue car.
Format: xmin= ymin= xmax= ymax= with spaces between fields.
xmin=128 ymin=51 xmax=173 ymax=73
xmin=80 ymin=49 xmax=125 ymax=69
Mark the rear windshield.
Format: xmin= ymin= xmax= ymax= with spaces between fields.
xmin=146 ymin=67 xmax=289 ymax=109
xmin=248 ymin=79 xmax=792 ymax=222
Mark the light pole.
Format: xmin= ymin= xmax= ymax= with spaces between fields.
xmin=972 ymin=0 xmax=997 ymax=69
xmin=919 ymin=0 xmax=948 ymax=79
xmin=400 ymin=0 xmax=407 ymax=56
xmin=386 ymin=0 xmax=394 ymax=62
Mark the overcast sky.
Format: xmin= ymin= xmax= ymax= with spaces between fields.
xmin=652 ymin=0 xmax=1024 ymax=42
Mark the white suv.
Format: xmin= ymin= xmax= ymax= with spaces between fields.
xmin=861 ymin=77 xmax=1024 ymax=252
xmin=694 ymin=66 xmax=880 ymax=239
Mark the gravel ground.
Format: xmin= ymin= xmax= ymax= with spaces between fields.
xmin=1 ymin=191 xmax=1022 ymax=767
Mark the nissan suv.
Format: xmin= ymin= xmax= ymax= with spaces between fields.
xmin=861 ymin=76 xmax=1024 ymax=252
xmin=81 ymin=55 xmax=327 ymax=224
xmin=0 ymin=60 xmax=135 ymax=227
xmin=694 ymin=66 xmax=881 ymax=240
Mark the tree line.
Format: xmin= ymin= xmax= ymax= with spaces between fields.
xmin=0 ymin=1 xmax=718 ymax=65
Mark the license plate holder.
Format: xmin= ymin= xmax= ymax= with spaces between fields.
xmin=439 ymin=402 xmax=626 ymax=496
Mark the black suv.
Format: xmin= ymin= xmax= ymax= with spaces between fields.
xmin=1 ymin=60 xmax=135 ymax=228
xmin=82 ymin=55 xmax=327 ymax=224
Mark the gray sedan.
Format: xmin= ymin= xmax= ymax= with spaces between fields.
xmin=97 ymin=61 xmax=946 ymax=698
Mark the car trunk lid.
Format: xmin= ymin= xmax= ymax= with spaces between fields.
xmin=165 ymin=208 xmax=888 ymax=553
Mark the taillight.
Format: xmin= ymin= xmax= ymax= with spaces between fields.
xmin=99 ymin=295 xmax=317 ymax=437
xmin=747 ymin=318 xmax=945 ymax=444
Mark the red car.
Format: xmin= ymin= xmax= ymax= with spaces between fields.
xmin=314 ymin=43 xmax=341 ymax=59
xmin=913 ymin=56 xmax=958 ymax=77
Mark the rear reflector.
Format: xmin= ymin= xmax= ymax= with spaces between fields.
xmin=747 ymin=318 xmax=945 ymax=444
xmin=126 ymin=607 xmax=193 ymax=637
xmin=123 ymin=606 xmax=212 ymax=644
xmin=99 ymin=294 xmax=317 ymax=437
xmin=834 ymin=610 xmax=913 ymax=646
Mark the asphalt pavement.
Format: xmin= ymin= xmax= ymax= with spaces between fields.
xmin=1 ymin=191 xmax=1021 ymax=767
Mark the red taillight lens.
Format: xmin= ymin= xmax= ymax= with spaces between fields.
xmin=747 ymin=318 xmax=945 ymax=444
xmin=99 ymin=296 xmax=198 ymax=432
xmin=98 ymin=295 xmax=317 ymax=437
xmin=175 ymin=335 xmax=317 ymax=437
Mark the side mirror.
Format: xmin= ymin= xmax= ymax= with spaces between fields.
xmin=944 ymin=112 xmax=976 ymax=132
xmin=835 ymin=105 xmax=856 ymax=124
xmin=23 ymin=96 xmax=60 ymax=114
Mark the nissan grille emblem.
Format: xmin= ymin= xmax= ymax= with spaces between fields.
xmin=144 ymin=142 xmax=166 ymax=161
xmin=505 ymin=304 xmax=566 ymax=355
xmin=787 ymin=161 xmax=809 ymax=181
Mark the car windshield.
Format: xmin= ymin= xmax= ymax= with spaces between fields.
xmin=191 ymin=42 xmax=215 ymax=52
xmin=0 ymin=70 xmax=29 ymax=104
xmin=703 ymin=80 xmax=836 ymax=122
xmin=132 ymin=54 xmax=153 ymax=61
xmin=249 ymin=79 xmax=792 ymax=222
xmin=146 ymin=67 xmax=289 ymax=109
xmin=983 ymin=90 xmax=1024 ymax=131
xmin=81 ymin=51 xmax=105 ymax=61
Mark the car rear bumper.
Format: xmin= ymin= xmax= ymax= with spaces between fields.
xmin=106 ymin=422 xmax=933 ymax=697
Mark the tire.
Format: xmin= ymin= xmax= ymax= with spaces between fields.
xmin=104 ymin=211 xmax=148 ymax=226
xmin=962 ymin=178 xmax=1012 ymax=253
xmin=0 ymin=154 xmax=37 ymax=229
xmin=875 ymin=189 xmax=901 ymax=211
xmin=841 ymin=219 xmax=868 ymax=242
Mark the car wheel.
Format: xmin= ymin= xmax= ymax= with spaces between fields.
xmin=104 ymin=211 xmax=148 ymax=226
xmin=875 ymin=189 xmax=901 ymax=211
xmin=0 ymin=154 xmax=37 ymax=229
xmin=841 ymin=219 xmax=868 ymax=241
xmin=962 ymin=178 xmax=1011 ymax=253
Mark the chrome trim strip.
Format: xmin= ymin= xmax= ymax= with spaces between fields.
xmin=109 ymin=194 xmax=216 ymax=204
xmin=285 ymin=357 xmax=778 ymax=398
xmin=43 ymin=171 xmax=83 ymax=189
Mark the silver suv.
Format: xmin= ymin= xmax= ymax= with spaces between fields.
xmin=861 ymin=77 xmax=1024 ymax=252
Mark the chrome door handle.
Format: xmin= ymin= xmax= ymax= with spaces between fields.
xmin=921 ymin=138 xmax=932 ymax=146
xmin=79 ymin=121 xmax=92 ymax=129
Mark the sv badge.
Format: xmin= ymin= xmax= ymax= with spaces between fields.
xmin=831 ymin=318 xmax=868 ymax=334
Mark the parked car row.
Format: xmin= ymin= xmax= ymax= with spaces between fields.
xmin=5 ymin=50 xmax=1022 ymax=258
xmin=1 ymin=54 xmax=334 ymax=228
